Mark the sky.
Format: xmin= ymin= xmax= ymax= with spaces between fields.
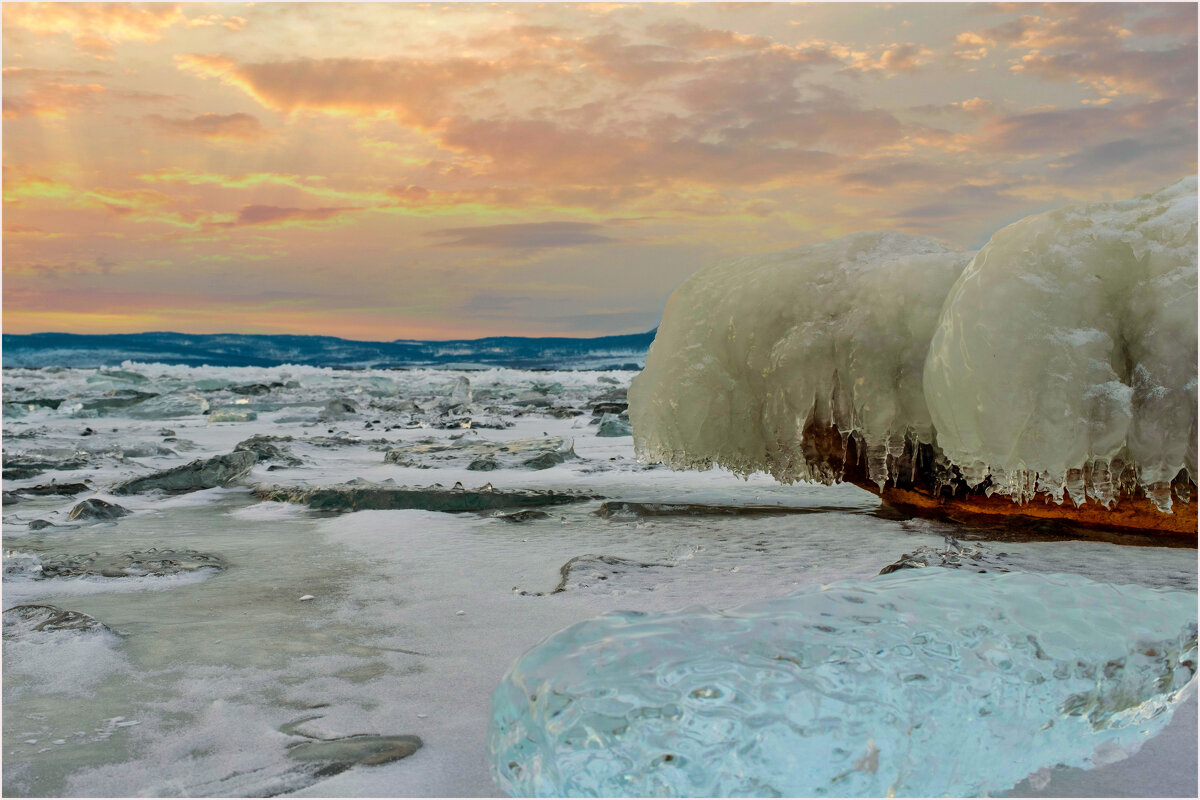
xmin=2 ymin=2 xmax=1196 ymax=340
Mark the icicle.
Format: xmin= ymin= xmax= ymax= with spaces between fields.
xmin=1038 ymin=471 xmax=1065 ymax=505
xmin=885 ymin=435 xmax=905 ymax=486
xmin=1064 ymin=467 xmax=1086 ymax=507
xmin=1145 ymin=482 xmax=1174 ymax=514
xmin=1088 ymin=458 xmax=1116 ymax=509
xmin=959 ymin=461 xmax=989 ymax=489
xmin=865 ymin=440 xmax=889 ymax=490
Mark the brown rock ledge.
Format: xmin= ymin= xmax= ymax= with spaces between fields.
xmin=805 ymin=421 xmax=1197 ymax=542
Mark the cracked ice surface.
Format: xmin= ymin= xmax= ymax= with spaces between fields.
xmin=490 ymin=570 xmax=1197 ymax=798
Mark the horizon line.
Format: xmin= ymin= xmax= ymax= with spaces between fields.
xmin=3 ymin=328 xmax=660 ymax=344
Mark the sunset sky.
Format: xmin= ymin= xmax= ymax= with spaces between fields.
xmin=3 ymin=2 xmax=1196 ymax=339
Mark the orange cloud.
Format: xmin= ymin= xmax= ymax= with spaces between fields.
xmin=2 ymin=66 xmax=107 ymax=80
xmin=911 ymin=97 xmax=997 ymax=117
xmin=213 ymin=205 xmax=362 ymax=229
xmin=3 ymin=2 xmax=1196 ymax=340
xmin=1014 ymin=40 xmax=1197 ymax=100
xmin=177 ymin=53 xmax=513 ymax=128
xmin=3 ymin=2 xmax=185 ymax=55
xmin=960 ymin=4 xmax=1194 ymax=100
xmin=185 ymin=12 xmax=248 ymax=31
xmin=836 ymin=42 xmax=935 ymax=76
xmin=428 ymin=221 xmax=616 ymax=249
xmin=173 ymin=44 xmax=876 ymax=189
xmin=147 ymin=112 xmax=269 ymax=141
xmin=3 ymin=81 xmax=105 ymax=118
xmin=646 ymin=21 xmax=771 ymax=51
xmin=953 ymin=31 xmax=993 ymax=61
xmin=977 ymin=100 xmax=1186 ymax=152
xmin=385 ymin=185 xmax=431 ymax=201
xmin=2 ymin=222 xmax=61 ymax=238
xmin=3 ymin=171 xmax=203 ymax=227
xmin=3 ymin=173 xmax=76 ymax=204
xmin=836 ymin=160 xmax=968 ymax=192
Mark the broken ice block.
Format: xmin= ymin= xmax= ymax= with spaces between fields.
xmin=490 ymin=570 xmax=1196 ymax=797
xmin=595 ymin=413 xmax=632 ymax=437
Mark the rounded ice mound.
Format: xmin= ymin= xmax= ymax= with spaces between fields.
xmin=925 ymin=178 xmax=1198 ymax=512
xmin=629 ymin=232 xmax=970 ymax=486
xmin=489 ymin=570 xmax=1197 ymax=798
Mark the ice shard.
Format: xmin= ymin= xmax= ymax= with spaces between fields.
xmin=490 ymin=570 xmax=1197 ymax=798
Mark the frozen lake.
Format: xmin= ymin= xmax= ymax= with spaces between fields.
xmin=3 ymin=365 xmax=1196 ymax=797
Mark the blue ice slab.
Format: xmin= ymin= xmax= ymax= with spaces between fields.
xmin=489 ymin=570 xmax=1197 ymax=797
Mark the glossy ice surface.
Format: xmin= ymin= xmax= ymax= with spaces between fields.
xmin=490 ymin=570 xmax=1197 ymax=797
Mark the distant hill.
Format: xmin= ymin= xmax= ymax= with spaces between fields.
xmin=1 ymin=330 xmax=658 ymax=370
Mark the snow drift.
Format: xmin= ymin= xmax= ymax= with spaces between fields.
xmin=630 ymin=178 xmax=1197 ymax=513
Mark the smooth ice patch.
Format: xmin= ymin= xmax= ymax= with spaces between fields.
xmin=228 ymin=500 xmax=310 ymax=521
xmin=490 ymin=570 xmax=1197 ymax=798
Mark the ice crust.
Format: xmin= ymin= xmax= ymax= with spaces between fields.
xmin=629 ymin=232 xmax=969 ymax=487
xmin=630 ymin=180 xmax=1198 ymax=509
xmin=489 ymin=570 xmax=1198 ymax=798
xmin=3 ymin=362 xmax=1198 ymax=796
xmin=925 ymin=177 xmax=1198 ymax=511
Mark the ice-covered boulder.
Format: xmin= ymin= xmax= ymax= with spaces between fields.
xmin=595 ymin=413 xmax=632 ymax=437
xmin=208 ymin=408 xmax=258 ymax=423
xmin=925 ymin=177 xmax=1197 ymax=512
xmin=125 ymin=391 xmax=210 ymax=419
xmin=383 ymin=435 xmax=575 ymax=471
xmin=447 ymin=375 xmax=472 ymax=408
xmin=630 ymin=180 xmax=1197 ymax=519
xmin=112 ymin=451 xmax=256 ymax=494
xmin=489 ymin=570 xmax=1197 ymax=798
xmin=318 ymin=398 xmax=359 ymax=421
xmin=3 ymin=604 xmax=120 ymax=638
xmin=630 ymin=232 xmax=969 ymax=486
xmin=253 ymin=481 xmax=599 ymax=513
xmin=67 ymin=498 xmax=130 ymax=521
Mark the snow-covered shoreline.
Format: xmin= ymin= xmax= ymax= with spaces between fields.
xmin=3 ymin=364 xmax=1196 ymax=797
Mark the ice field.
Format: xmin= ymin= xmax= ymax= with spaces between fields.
xmin=2 ymin=364 xmax=1197 ymax=797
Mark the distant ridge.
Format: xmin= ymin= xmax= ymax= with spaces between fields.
xmin=1 ymin=330 xmax=658 ymax=370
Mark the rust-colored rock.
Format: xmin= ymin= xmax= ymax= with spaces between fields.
xmin=804 ymin=421 xmax=1197 ymax=542
xmin=857 ymin=480 xmax=1197 ymax=541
